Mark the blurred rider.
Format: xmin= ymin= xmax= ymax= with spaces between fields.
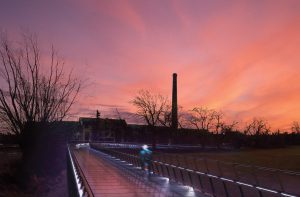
xmin=139 ymin=144 xmax=152 ymax=175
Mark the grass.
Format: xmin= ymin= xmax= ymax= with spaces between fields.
xmin=176 ymin=146 xmax=300 ymax=172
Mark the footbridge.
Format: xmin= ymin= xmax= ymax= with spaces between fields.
xmin=67 ymin=143 xmax=299 ymax=197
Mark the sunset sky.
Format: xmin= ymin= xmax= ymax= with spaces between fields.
xmin=1 ymin=0 xmax=300 ymax=130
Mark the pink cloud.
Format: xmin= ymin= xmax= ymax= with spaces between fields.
xmin=2 ymin=0 xmax=300 ymax=130
xmin=73 ymin=1 xmax=300 ymax=130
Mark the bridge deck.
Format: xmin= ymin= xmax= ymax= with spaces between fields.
xmin=72 ymin=147 xmax=206 ymax=197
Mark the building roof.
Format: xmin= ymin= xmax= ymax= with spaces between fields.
xmin=79 ymin=117 xmax=127 ymax=128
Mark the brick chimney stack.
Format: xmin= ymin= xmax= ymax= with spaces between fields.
xmin=172 ymin=73 xmax=178 ymax=129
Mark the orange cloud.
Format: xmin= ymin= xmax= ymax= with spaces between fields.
xmin=3 ymin=0 xmax=299 ymax=130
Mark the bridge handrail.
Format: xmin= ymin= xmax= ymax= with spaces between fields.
xmin=93 ymin=142 xmax=300 ymax=176
xmin=67 ymin=144 xmax=94 ymax=197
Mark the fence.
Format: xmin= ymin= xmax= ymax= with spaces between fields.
xmin=153 ymin=153 xmax=300 ymax=196
xmin=90 ymin=143 xmax=299 ymax=197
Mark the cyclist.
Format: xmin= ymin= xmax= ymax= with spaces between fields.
xmin=139 ymin=144 xmax=152 ymax=176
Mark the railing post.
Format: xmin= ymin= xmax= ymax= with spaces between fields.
xmin=197 ymin=173 xmax=204 ymax=191
xmin=222 ymin=181 xmax=229 ymax=197
xmin=172 ymin=166 xmax=178 ymax=182
xmin=238 ymin=184 xmax=244 ymax=197
xmin=179 ymin=167 xmax=185 ymax=184
xmin=158 ymin=161 xmax=164 ymax=176
xmin=208 ymin=176 xmax=216 ymax=197
xmin=165 ymin=164 xmax=171 ymax=178
xmin=187 ymin=170 xmax=194 ymax=187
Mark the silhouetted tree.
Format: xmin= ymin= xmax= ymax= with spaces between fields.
xmin=158 ymin=105 xmax=187 ymax=144
xmin=187 ymin=107 xmax=216 ymax=131
xmin=244 ymin=118 xmax=270 ymax=135
xmin=131 ymin=89 xmax=169 ymax=127
xmin=291 ymin=121 xmax=300 ymax=133
xmin=0 ymin=32 xmax=81 ymax=144
xmin=159 ymin=105 xmax=185 ymax=128
xmin=177 ymin=106 xmax=186 ymax=129
xmin=184 ymin=107 xmax=216 ymax=148
xmin=159 ymin=104 xmax=172 ymax=127
xmin=212 ymin=110 xmax=224 ymax=134
xmin=244 ymin=118 xmax=271 ymax=147
xmin=131 ymin=89 xmax=169 ymax=148
xmin=221 ymin=121 xmax=239 ymax=133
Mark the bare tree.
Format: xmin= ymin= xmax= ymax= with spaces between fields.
xmin=131 ymin=89 xmax=169 ymax=149
xmin=221 ymin=120 xmax=239 ymax=133
xmin=131 ymin=89 xmax=169 ymax=127
xmin=177 ymin=109 xmax=192 ymax=129
xmin=291 ymin=121 xmax=300 ymax=133
xmin=244 ymin=118 xmax=270 ymax=135
xmin=158 ymin=104 xmax=172 ymax=127
xmin=212 ymin=110 xmax=224 ymax=134
xmin=158 ymin=105 xmax=186 ymax=128
xmin=177 ymin=106 xmax=186 ymax=129
xmin=0 ymin=32 xmax=81 ymax=136
xmin=187 ymin=107 xmax=215 ymax=131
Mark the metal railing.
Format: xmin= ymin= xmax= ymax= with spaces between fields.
xmin=153 ymin=153 xmax=300 ymax=196
xmin=67 ymin=145 xmax=94 ymax=197
xmin=90 ymin=143 xmax=299 ymax=197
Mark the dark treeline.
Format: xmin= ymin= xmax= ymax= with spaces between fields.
xmin=2 ymin=123 xmax=299 ymax=149
xmin=115 ymin=125 xmax=300 ymax=149
xmin=130 ymin=90 xmax=300 ymax=149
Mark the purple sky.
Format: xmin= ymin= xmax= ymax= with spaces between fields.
xmin=1 ymin=0 xmax=300 ymax=130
